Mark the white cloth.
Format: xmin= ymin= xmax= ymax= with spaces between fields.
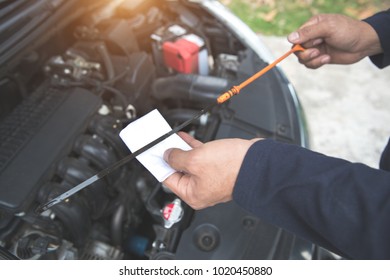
xmin=119 ymin=109 xmax=192 ymax=182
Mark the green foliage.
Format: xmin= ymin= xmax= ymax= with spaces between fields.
xmin=220 ymin=0 xmax=390 ymax=35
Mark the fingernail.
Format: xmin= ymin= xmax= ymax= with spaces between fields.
xmin=288 ymin=31 xmax=300 ymax=42
xmin=312 ymin=38 xmax=323 ymax=46
xmin=321 ymin=56 xmax=330 ymax=64
xmin=163 ymin=149 xmax=172 ymax=162
xmin=310 ymin=49 xmax=319 ymax=58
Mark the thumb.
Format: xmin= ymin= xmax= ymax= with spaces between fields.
xmin=163 ymin=171 xmax=189 ymax=199
xmin=164 ymin=147 xmax=192 ymax=173
xmin=288 ymin=15 xmax=330 ymax=45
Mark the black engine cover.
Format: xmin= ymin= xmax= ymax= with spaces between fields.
xmin=0 ymin=85 xmax=101 ymax=214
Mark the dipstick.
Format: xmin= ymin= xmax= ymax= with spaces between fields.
xmin=217 ymin=44 xmax=305 ymax=104
xmin=36 ymin=44 xmax=305 ymax=213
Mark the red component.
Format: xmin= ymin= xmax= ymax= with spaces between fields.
xmin=163 ymin=203 xmax=175 ymax=220
xmin=162 ymin=38 xmax=200 ymax=73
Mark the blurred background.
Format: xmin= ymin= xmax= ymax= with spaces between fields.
xmin=220 ymin=0 xmax=390 ymax=35
xmin=222 ymin=0 xmax=390 ymax=168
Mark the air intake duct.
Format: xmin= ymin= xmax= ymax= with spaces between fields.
xmin=152 ymin=74 xmax=229 ymax=104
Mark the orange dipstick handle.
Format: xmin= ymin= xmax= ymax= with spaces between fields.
xmin=217 ymin=44 xmax=305 ymax=104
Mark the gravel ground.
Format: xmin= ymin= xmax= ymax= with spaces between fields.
xmin=260 ymin=35 xmax=390 ymax=168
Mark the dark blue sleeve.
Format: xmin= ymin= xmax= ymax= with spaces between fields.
xmin=363 ymin=9 xmax=390 ymax=68
xmin=232 ymin=139 xmax=390 ymax=259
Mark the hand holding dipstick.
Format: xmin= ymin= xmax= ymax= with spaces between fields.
xmin=36 ymin=44 xmax=305 ymax=214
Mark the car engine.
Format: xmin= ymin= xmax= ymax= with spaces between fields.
xmin=0 ymin=0 xmax=322 ymax=260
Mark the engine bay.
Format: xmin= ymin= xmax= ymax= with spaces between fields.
xmin=0 ymin=0 xmax=312 ymax=260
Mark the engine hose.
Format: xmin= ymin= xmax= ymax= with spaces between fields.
xmin=96 ymin=42 xmax=115 ymax=81
xmin=146 ymin=183 xmax=165 ymax=223
xmin=102 ymin=85 xmax=128 ymax=109
xmin=152 ymin=74 xmax=229 ymax=104
xmin=85 ymin=77 xmax=128 ymax=109
xmin=111 ymin=204 xmax=125 ymax=247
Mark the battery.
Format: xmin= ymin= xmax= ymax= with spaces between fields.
xmin=162 ymin=34 xmax=208 ymax=75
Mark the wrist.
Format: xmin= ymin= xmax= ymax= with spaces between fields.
xmin=360 ymin=20 xmax=383 ymax=58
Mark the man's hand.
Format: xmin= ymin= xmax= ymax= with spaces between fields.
xmin=163 ymin=132 xmax=258 ymax=210
xmin=288 ymin=14 xmax=382 ymax=69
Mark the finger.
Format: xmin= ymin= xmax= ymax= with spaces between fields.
xmin=164 ymin=172 xmax=201 ymax=209
xmin=295 ymin=48 xmax=321 ymax=62
xmin=163 ymin=171 xmax=186 ymax=196
xmin=164 ymin=147 xmax=193 ymax=173
xmin=312 ymin=38 xmax=324 ymax=47
xmin=299 ymin=38 xmax=324 ymax=49
xmin=300 ymin=54 xmax=331 ymax=69
xmin=177 ymin=131 xmax=203 ymax=148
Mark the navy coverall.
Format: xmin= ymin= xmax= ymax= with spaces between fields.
xmin=233 ymin=10 xmax=390 ymax=259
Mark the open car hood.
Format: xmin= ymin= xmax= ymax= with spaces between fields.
xmin=0 ymin=0 xmax=327 ymax=260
